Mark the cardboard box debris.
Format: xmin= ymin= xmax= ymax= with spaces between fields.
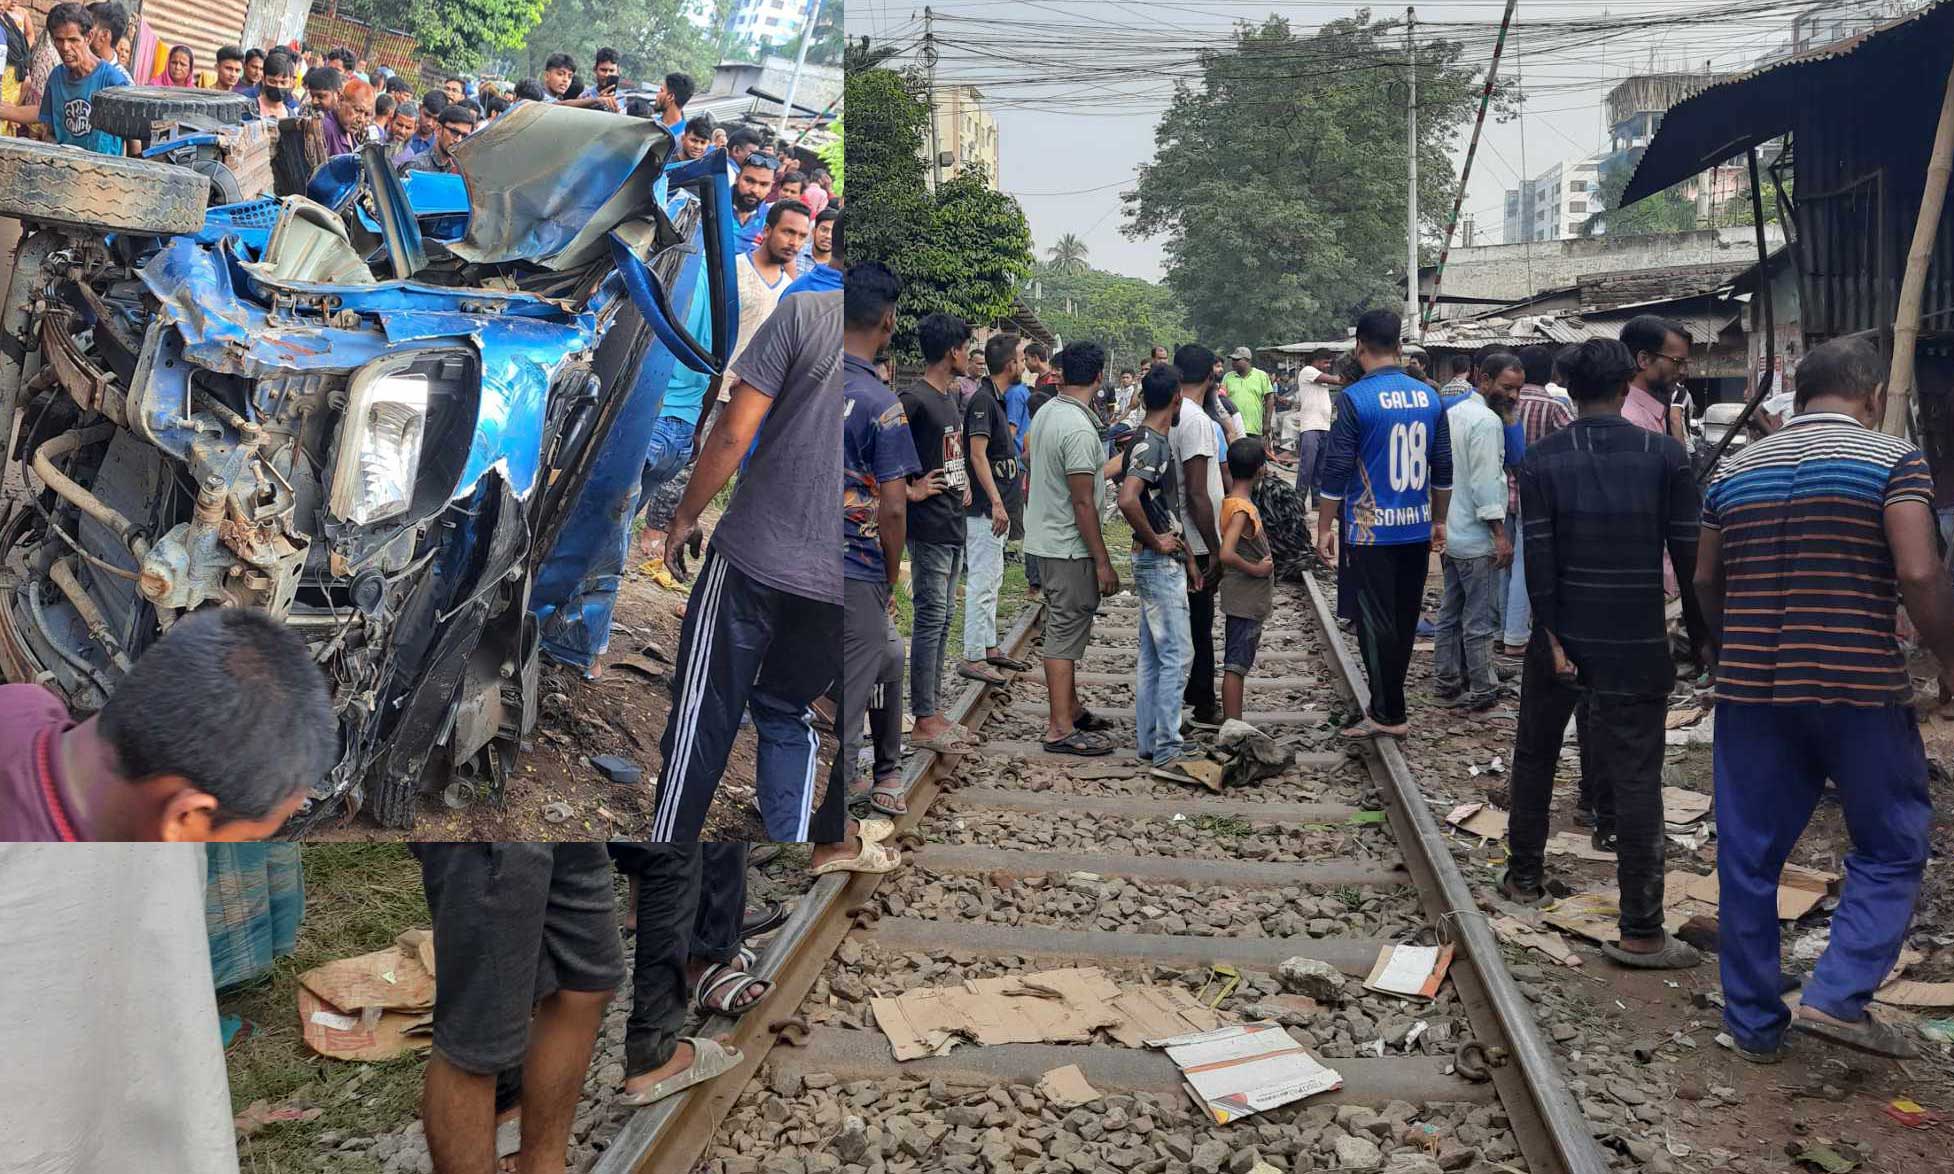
xmin=871 ymin=967 xmax=1233 ymax=1060
xmin=1661 ymin=787 xmax=1711 ymax=825
xmin=1147 ymin=1023 xmax=1342 ymax=1125
xmin=296 ymin=929 xmax=439 ymax=1062
xmin=1874 ymin=981 xmax=1954 ymax=1008
xmin=1445 ymin=802 xmax=1509 ymax=839
xmin=1490 ymin=916 xmax=1581 ymax=966
xmin=1663 ymin=864 xmax=1838 ymax=922
xmin=1362 ymin=943 xmax=1454 ymax=1000
xmin=298 ymin=987 xmax=434 ymax=1062
xmin=1543 ymin=891 xmax=1688 ymax=945
xmin=1036 ymin=1064 xmax=1102 ymax=1107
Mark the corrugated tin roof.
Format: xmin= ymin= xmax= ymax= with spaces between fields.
xmin=1622 ymin=0 xmax=1954 ymax=204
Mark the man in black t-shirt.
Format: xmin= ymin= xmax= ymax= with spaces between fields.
xmin=961 ymin=334 xmax=1032 ymax=687
xmin=898 ymin=314 xmax=975 ymax=752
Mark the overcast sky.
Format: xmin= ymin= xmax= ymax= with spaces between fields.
xmin=848 ymin=0 xmax=1834 ymax=280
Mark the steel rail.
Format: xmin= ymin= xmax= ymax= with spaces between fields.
xmin=593 ymin=602 xmax=1046 ymax=1174
xmin=1297 ymin=570 xmax=1610 ymax=1174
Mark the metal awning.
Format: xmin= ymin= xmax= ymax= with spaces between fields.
xmin=1621 ymin=0 xmax=1954 ymax=205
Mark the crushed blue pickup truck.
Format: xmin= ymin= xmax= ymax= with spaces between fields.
xmin=0 ymin=96 xmax=736 ymax=831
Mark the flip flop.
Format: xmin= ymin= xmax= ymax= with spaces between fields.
xmin=615 ymin=1038 xmax=744 ymax=1107
xmin=1042 ymin=728 xmax=1113 ymax=757
xmin=1338 ymin=719 xmax=1405 ymax=741
xmin=856 ymin=817 xmax=895 ymax=844
xmin=869 ymin=775 xmax=909 ymax=817
xmin=957 ymin=664 xmax=1009 ymax=685
xmin=913 ymin=726 xmax=975 ymax=754
xmin=1073 ymin=709 xmax=1114 ymax=733
xmin=1790 ymin=1009 xmax=1920 ymax=1059
xmin=811 ymin=838 xmax=904 ymax=876
xmin=986 ymin=653 xmax=1031 ymax=672
xmin=1601 ymin=933 xmax=1701 ymax=970
xmin=741 ymin=902 xmax=789 ymax=940
xmin=694 ymin=964 xmax=772 ymax=1016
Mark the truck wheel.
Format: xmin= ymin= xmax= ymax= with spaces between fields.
xmin=0 ymin=138 xmax=209 ymax=236
xmin=89 ymin=85 xmax=249 ymax=140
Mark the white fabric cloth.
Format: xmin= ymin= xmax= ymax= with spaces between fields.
xmin=1169 ymin=397 xmax=1225 ymax=557
xmin=1294 ymin=368 xmax=1334 ymax=434
xmin=0 ymin=844 xmax=239 ymax=1174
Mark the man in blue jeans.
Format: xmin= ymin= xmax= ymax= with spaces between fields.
xmin=1433 ymin=353 xmax=1520 ymax=710
xmin=1117 ymin=364 xmax=1200 ymax=779
xmin=1697 ymin=336 xmax=1954 ymax=1061
xmin=899 ymin=313 xmax=976 ymax=753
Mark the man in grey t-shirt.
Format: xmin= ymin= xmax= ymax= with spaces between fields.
xmin=651 ymin=290 xmax=844 ymax=843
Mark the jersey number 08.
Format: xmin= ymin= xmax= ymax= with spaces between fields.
xmin=1387 ymin=421 xmax=1428 ymax=492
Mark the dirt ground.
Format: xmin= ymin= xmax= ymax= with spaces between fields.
xmin=1370 ymin=557 xmax=1954 ymax=1174
xmin=309 ymin=514 xmax=785 ymax=843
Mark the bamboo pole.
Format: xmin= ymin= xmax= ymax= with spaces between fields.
xmin=1882 ymin=49 xmax=1954 ymax=436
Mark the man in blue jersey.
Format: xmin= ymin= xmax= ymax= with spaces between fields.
xmin=1315 ymin=309 xmax=1453 ymax=739
xmin=782 ymin=207 xmax=842 ymax=298
xmin=731 ymin=154 xmax=778 ymax=254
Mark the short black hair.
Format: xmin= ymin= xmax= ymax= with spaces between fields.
xmin=96 ymin=608 xmax=335 ymax=822
xmin=1479 ymin=351 xmax=1524 ymax=384
xmin=386 ymin=75 xmax=413 ymax=95
xmin=815 ymin=205 xmax=840 ymax=225
xmin=330 ymin=47 xmax=355 ymax=67
xmin=664 ymin=71 xmax=695 ymax=108
xmin=729 ymin=126 xmax=766 ymax=151
xmin=482 ymin=95 xmax=509 ymax=117
xmin=1140 ymin=363 xmax=1179 ymax=411
xmin=245 ymin=47 xmax=264 ymax=64
xmin=1794 ymin=337 xmax=1883 ymax=409
xmin=85 ymin=2 xmax=125 ymax=44
xmin=1619 ymin=315 xmax=1688 ymax=365
xmin=918 ymin=313 xmax=972 ymax=364
xmin=261 ymin=49 xmax=295 ymax=79
xmin=685 ymin=113 xmax=714 ymax=137
xmin=1173 ymin=343 xmax=1217 ymax=386
xmin=545 ymin=52 xmax=575 ymax=72
xmin=1354 ymin=309 xmax=1402 ymax=351
xmin=423 ymin=89 xmax=448 ymax=114
xmin=595 ymin=47 xmax=620 ymax=66
xmin=439 ymin=102 xmax=478 ymax=128
xmin=844 ymin=261 xmax=900 ymax=331
xmin=1227 ymin=436 xmax=1268 ymax=481
xmin=216 ymin=44 xmax=243 ymax=65
xmin=1061 ymin=341 xmax=1107 ymax=387
xmin=444 ymin=73 xmax=464 ymax=86
xmin=45 ymin=2 xmax=92 ymax=36
xmin=1022 ymin=340 xmax=1050 ymax=362
xmin=777 ymin=172 xmax=807 ymax=189
xmin=1309 ymin=348 xmax=1335 ymax=363
xmin=1562 ymin=338 xmax=1637 ymax=404
xmin=765 ymin=199 xmax=810 ymax=228
xmin=514 ymin=78 xmax=544 ymax=101
xmin=1518 ymin=343 xmax=1558 ymax=386
xmin=1445 ymin=353 xmax=1474 ymax=378
xmin=985 ymin=333 xmax=1021 ymax=377
xmin=374 ymin=93 xmax=396 ymax=118
xmin=304 ymin=65 xmax=343 ymax=93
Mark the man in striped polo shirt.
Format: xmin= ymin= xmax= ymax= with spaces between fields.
xmin=1697 ymin=337 xmax=1954 ymax=1061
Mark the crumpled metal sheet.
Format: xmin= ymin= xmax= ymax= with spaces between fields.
xmin=136 ymin=235 xmax=607 ymax=503
xmin=446 ymin=101 xmax=673 ymax=273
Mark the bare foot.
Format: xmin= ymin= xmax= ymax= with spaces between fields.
xmin=912 ymin=715 xmax=954 ymax=741
xmin=637 ymin=528 xmax=666 ymax=559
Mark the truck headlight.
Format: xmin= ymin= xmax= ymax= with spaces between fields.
xmin=330 ymin=370 xmax=429 ymax=525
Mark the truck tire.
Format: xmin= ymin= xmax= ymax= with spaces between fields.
xmin=0 ymin=138 xmax=209 ymax=236
xmin=88 ymin=85 xmax=249 ymax=140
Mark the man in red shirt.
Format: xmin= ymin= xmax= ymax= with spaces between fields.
xmin=0 ymin=608 xmax=334 ymax=841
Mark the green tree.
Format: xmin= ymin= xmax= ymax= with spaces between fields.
xmin=345 ymin=0 xmax=550 ymax=73
xmin=1047 ymin=233 xmax=1090 ymax=274
xmin=1126 ymin=13 xmax=1498 ymax=344
xmin=1582 ymin=153 xmax=1698 ymax=237
xmin=1032 ymin=264 xmax=1191 ymax=374
xmin=516 ymin=0 xmax=715 ymax=85
xmin=848 ymin=67 xmax=1034 ymax=360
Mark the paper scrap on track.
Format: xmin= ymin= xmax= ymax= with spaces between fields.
xmin=870 ymin=967 xmax=1227 ymax=1061
xmin=1363 ymin=943 xmax=1454 ymax=1000
xmin=1036 ymin=1064 xmax=1102 ymax=1107
xmin=1146 ymin=1023 xmax=1342 ymax=1125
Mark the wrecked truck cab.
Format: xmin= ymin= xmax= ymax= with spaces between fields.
xmin=0 ymin=101 xmax=738 ymax=832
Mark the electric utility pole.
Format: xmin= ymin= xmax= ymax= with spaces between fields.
xmin=924 ymin=6 xmax=940 ymax=193
xmin=778 ymin=0 xmax=825 ymax=137
xmin=1406 ymin=7 xmax=1419 ymax=328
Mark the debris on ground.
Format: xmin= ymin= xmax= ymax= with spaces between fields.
xmin=1362 ymin=943 xmax=1454 ymax=1000
xmin=1214 ymin=719 xmax=1295 ymax=787
xmin=1148 ymin=1022 xmax=1343 ymax=1124
xmin=1445 ymin=801 xmax=1508 ymax=839
xmin=868 ymin=966 xmax=1227 ymax=1060
xmin=1036 ymin=1064 xmax=1102 ymax=1107
xmin=233 ymin=1098 xmax=322 ymax=1136
xmin=1277 ymin=956 xmax=1347 ymax=1002
xmin=587 ymin=754 xmax=645 ymax=785
xmin=1663 ymin=864 xmax=1837 ymax=922
xmin=1491 ymin=915 xmax=1582 ymax=966
xmin=297 ymin=931 xmax=437 ymax=1062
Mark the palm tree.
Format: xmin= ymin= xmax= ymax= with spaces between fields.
xmin=1047 ymin=233 xmax=1090 ymax=275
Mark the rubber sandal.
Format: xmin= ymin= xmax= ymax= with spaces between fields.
xmin=694 ymin=964 xmax=772 ymax=1015
xmin=913 ymin=726 xmax=974 ymax=754
xmin=857 ymin=817 xmax=895 ymax=844
xmin=986 ymin=653 xmax=1031 ymax=672
xmin=957 ymin=663 xmax=1009 ymax=685
xmin=1601 ymin=933 xmax=1701 ymax=970
xmin=1042 ymin=729 xmax=1113 ymax=757
xmin=1073 ymin=709 xmax=1114 ymax=733
xmin=811 ymin=838 xmax=904 ymax=876
xmin=741 ymin=902 xmax=789 ymax=940
xmin=869 ymin=776 xmax=909 ymax=817
xmin=615 ymin=1038 xmax=744 ymax=1107
xmin=1790 ymin=1009 xmax=1921 ymax=1059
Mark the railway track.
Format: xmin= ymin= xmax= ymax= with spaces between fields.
xmin=595 ymin=560 xmax=1611 ymax=1174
